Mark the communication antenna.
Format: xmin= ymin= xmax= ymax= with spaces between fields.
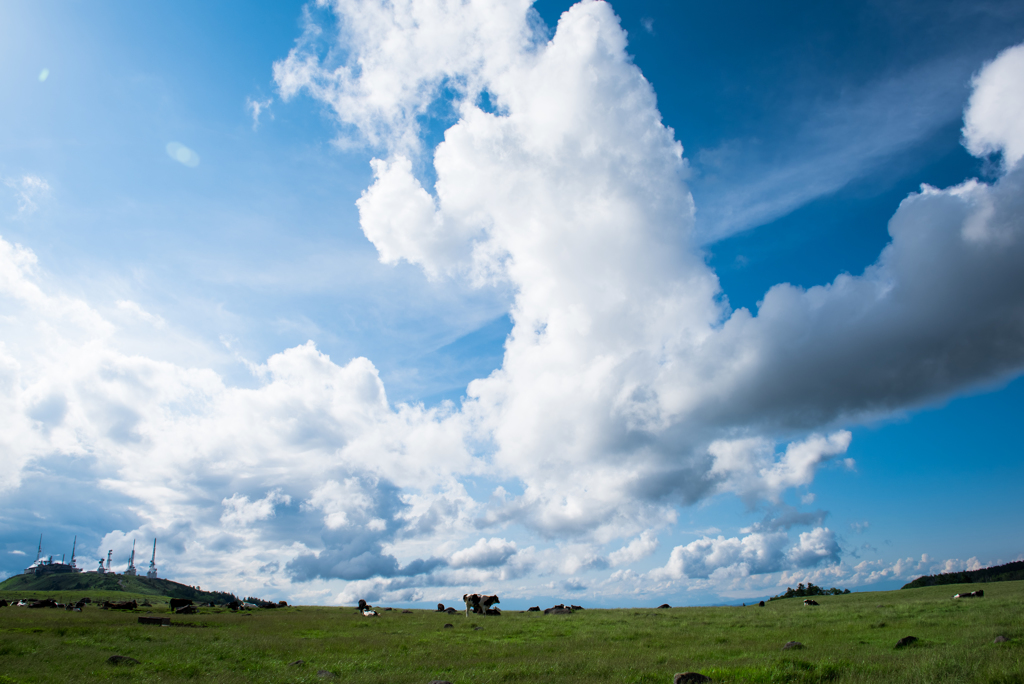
xmin=70 ymin=536 xmax=77 ymax=569
xmin=125 ymin=539 xmax=137 ymax=575
xmin=147 ymin=539 xmax=158 ymax=579
xmin=106 ymin=550 xmax=112 ymax=571
xmin=35 ymin=534 xmax=42 ymax=562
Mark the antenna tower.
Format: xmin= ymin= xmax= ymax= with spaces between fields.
xmin=147 ymin=538 xmax=158 ymax=579
xmin=125 ymin=540 xmax=137 ymax=576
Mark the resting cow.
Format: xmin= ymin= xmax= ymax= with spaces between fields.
xmin=953 ymin=590 xmax=984 ymax=599
xmin=463 ymin=593 xmax=500 ymax=617
xmin=104 ymin=600 xmax=138 ymax=610
xmin=169 ymin=598 xmax=193 ymax=610
xmin=803 ymin=599 xmax=819 ymax=606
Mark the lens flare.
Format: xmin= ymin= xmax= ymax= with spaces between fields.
xmin=165 ymin=142 xmax=200 ymax=167
xmin=38 ymin=68 xmax=49 ymax=82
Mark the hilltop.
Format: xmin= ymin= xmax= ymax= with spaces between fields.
xmin=902 ymin=559 xmax=1024 ymax=589
xmin=0 ymin=572 xmax=234 ymax=603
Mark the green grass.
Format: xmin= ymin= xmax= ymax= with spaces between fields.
xmin=1 ymin=581 xmax=1021 ymax=683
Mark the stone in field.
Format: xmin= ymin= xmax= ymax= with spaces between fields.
xmin=895 ymin=636 xmax=918 ymax=648
xmin=783 ymin=641 xmax=803 ymax=650
xmin=994 ymin=636 xmax=1008 ymax=643
xmin=107 ymin=655 xmax=140 ymax=666
xmin=674 ymin=673 xmax=712 ymax=683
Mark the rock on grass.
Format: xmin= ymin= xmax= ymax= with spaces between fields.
xmin=674 ymin=673 xmax=712 ymax=683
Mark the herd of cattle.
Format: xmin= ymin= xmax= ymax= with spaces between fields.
xmin=355 ymin=595 xmax=589 ymax=617
xmin=0 ymin=588 xmax=988 ymax=617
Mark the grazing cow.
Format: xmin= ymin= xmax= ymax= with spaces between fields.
xmin=758 ymin=601 xmax=765 ymax=607
xmin=463 ymin=593 xmax=500 ymax=617
xmin=0 ymin=599 xmax=9 ymax=608
xmin=169 ymin=598 xmax=193 ymax=610
xmin=571 ymin=605 xmax=583 ymax=611
xmin=436 ymin=603 xmax=446 ymax=612
xmin=527 ymin=606 xmax=540 ymax=612
xmin=657 ymin=603 xmax=671 ymax=609
xmin=803 ymin=599 xmax=819 ymax=606
xmin=228 ymin=600 xmax=241 ymax=611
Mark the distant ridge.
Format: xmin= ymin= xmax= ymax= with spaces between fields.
xmin=902 ymin=560 xmax=1024 ymax=589
xmin=0 ymin=572 xmax=235 ymax=603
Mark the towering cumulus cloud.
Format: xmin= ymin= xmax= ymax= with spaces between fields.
xmin=278 ymin=0 xmax=1024 ymax=536
xmin=2 ymin=2 xmax=1023 ymax=601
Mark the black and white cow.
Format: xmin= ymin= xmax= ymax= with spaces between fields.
xmin=463 ymin=593 xmax=500 ymax=617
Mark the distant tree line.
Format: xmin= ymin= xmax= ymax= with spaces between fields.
xmin=901 ymin=560 xmax=1024 ymax=589
xmin=768 ymin=582 xmax=851 ymax=601
xmin=243 ymin=595 xmax=281 ymax=608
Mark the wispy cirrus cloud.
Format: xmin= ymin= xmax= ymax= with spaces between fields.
xmin=4 ymin=175 xmax=51 ymax=215
xmin=689 ymin=57 xmax=977 ymax=242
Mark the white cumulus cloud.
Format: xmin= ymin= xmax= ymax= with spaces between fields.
xmin=963 ymin=43 xmax=1024 ymax=169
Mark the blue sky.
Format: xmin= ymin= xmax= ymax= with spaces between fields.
xmin=1 ymin=0 xmax=1022 ymax=607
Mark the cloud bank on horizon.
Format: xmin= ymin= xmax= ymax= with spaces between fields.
xmin=2 ymin=1 xmax=1023 ymax=604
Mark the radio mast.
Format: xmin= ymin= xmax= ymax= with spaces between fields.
xmin=146 ymin=539 xmax=158 ymax=579
xmin=125 ymin=540 xmax=137 ymax=576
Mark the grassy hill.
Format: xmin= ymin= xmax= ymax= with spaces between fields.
xmin=902 ymin=559 xmax=1024 ymax=589
xmin=0 ymin=580 xmax=1020 ymax=682
xmin=0 ymin=572 xmax=235 ymax=604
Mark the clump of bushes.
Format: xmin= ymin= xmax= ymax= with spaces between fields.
xmin=768 ymin=583 xmax=850 ymax=601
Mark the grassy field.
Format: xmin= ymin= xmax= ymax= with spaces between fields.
xmin=0 ymin=581 xmax=1021 ymax=683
